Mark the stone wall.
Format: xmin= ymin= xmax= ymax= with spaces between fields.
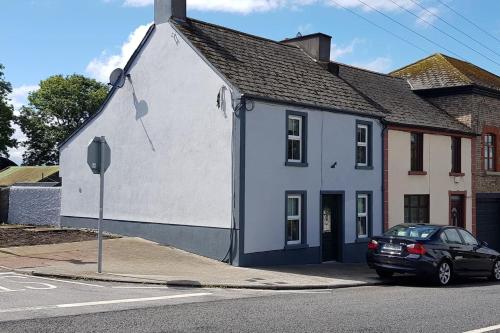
xmin=8 ymin=186 xmax=61 ymax=226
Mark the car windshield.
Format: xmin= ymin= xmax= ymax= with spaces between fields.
xmin=384 ymin=225 xmax=439 ymax=239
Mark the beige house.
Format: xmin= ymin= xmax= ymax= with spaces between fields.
xmin=337 ymin=63 xmax=476 ymax=231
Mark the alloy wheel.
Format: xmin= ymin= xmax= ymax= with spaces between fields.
xmin=439 ymin=262 xmax=451 ymax=285
xmin=494 ymin=261 xmax=500 ymax=281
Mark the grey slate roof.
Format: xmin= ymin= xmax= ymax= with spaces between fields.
xmin=391 ymin=53 xmax=500 ymax=92
xmin=172 ymin=18 xmax=384 ymax=117
xmin=337 ymin=63 xmax=474 ymax=134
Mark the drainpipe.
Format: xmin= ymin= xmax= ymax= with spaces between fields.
xmin=381 ymin=119 xmax=388 ymax=234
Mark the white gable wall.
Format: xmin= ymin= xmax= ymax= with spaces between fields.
xmin=60 ymin=22 xmax=234 ymax=229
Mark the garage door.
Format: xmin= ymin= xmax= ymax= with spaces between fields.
xmin=477 ymin=194 xmax=500 ymax=252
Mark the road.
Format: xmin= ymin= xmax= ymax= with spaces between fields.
xmin=0 ymin=269 xmax=499 ymax=333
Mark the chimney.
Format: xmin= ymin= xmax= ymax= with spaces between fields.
xmin=154 ymin=0 xmax=186 ymax=24
xmin=282 ymin=33 xmax=332 ymax=63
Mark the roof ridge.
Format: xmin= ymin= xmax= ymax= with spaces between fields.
xmin=333 ymin=61 xmax=401 ymax=80
xmin=184 ymin=17 xmax=299 ymax=49
xmin=440 ymin=53 xmax=500 ymax=81
xmin=436 ymin=53 xmax=473 ymax=85
xmin=389 ymin=53 xmax=441 ymax=75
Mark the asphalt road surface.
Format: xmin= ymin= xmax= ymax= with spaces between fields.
xmin=0 ymin=269 xmax=499 ymax=333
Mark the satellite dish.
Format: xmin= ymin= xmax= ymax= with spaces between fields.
xmin=109 ymin=68 xmax=125 ymax=88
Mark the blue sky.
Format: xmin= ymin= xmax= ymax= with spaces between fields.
xmin=2 ymin=0 xmax=500 ymax=163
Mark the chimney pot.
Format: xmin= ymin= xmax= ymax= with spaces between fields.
xmin=281 ymin=33 xmax=332 ymax=63
xmin=154 ymin=0 xmax=186 ymax=24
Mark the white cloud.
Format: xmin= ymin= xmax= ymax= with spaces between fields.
xmin=7 ymin=85 xmax=39 ymax=165
xmin=9 ymin=85 xmax=38 ymax=111
xmin=330 ymin=38 xmax=363 ymax=60
xmin=297 ymin=23 xmax=314 ymax=35
xmin=416 ymin=7 xmax=439 ymax=27
xmin=121 ymin=0 xmax=420 ymax=13
xmin=351 ymin=57 xmax=392 ymax=72
xmin=86 ymin=23 xmax=152 ymax=82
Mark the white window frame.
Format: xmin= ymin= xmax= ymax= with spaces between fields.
xmin=357 ymin=194 xmax=369 ymax=239
xmin=356 ymin=124 xmax=369 ymax=167
xmin=287 ymin=195 xmax=302 ymax=245
xmin=288 ymin=116 xmax=303 ymax=163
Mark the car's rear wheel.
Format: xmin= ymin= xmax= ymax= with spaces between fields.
xmin=435 ymin=261 xmax=452 ymax=286
xmin=376 ymin=269 xmax=394 ymax=279
xmin=489 ymin=260 xmax=500 ymax=282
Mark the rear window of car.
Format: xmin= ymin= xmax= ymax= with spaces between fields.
xmin=384 ymin=225 xmax=439 ymax=239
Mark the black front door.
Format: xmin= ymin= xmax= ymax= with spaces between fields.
xmin=321 ymin=194 xmax=342 ymax=262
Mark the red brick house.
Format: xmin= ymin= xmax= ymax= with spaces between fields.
xmin=391 ymin=53 xmax=500 ymax=251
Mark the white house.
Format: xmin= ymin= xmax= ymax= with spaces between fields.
xmin=59 ymin=0 xmax=387 ymax=266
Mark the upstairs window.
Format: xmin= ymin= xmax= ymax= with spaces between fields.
xmin=286 ymin=112 xmax=307 ymax=166
xmin=356 ymin=122 xmax=372 ymax=168
xmin=410 ymin=132 xmax=424 ymax=172
xmin=451 ymin=137 xmax=462 ymax=173
xmin=484 ymin=134 xmax=496 ymax=171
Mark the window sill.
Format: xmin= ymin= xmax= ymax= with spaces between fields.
xmin=285 ymin=243 xmax=309 ymax=250
xmin=485 ymin=171 xmax=500 ymax=177
xmin=355 ymin=165 xmax=373 ymax=170
xmin=285 ymin=161 xmax=309 ymax=167
xmin=408 ymin=171 xmax=427 ymax=176
xmin=449 ymin=172 xmax=465 ymax=177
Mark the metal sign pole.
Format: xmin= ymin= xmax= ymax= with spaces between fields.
xmin=97 ymin=136 xmax=105 ymax=273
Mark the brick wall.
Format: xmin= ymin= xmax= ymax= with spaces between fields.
xmin=426 ymin=92 xmax=500 ymax=194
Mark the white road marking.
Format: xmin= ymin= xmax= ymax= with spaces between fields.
xmin=0 ymin=293 xmax=212 ymax=313
xmin=0 ymin=275 xmax=57 ymax=290
xmin=0 ymin=272 xmax=15 ymax=275
xmin=463 ymin=324 xmax=500 ymax=333
xmin=26 ymin=275 xmax=104 ymax=288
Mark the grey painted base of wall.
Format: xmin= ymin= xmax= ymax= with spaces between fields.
xmin=239 ymin=246 xmax=321 ymax=267
xmin=342 ymin=242 xmax=368 ymax=263
xmin=61 ymin=216 xmax=237 ymax=264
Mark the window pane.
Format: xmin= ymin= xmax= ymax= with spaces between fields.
xmin=357 ymin=217 xmax=367 ymax=237
xmin=287 ymin=197 xmax=299 ymax=216
xmin=357 ymin=127 xmax=366 ymax=143
xmin=287 ymin=219 xmax=300 ymax=242
xmin=356 ymin=146 xmax=367 ymax=164
xmin=458 ymin=230 xmax=478 ymax=246
xmin=410 ymin=196 xmax=418 ymax=207
xmin=443 ymin=229 xmax=463 ymax=245
xmin=357 ymin=196 xmax=366 ymax=214
xmin=288 ymin=118 xmax=300 ymax=136
xmin=287 ymin=139 xmax=301 ymax=161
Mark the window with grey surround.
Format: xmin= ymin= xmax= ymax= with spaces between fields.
xmin=286 ymin=111 xmax=307 ymax=166
xmin=286 ymin=193 xmax=305 ymax=245
xmin=356 ymin=193 xmax=370 ymax=239
xmin=404 ymin=195 xmax=429 ymax=224
xmin=356 ymin=121 xmax=372 ymax=168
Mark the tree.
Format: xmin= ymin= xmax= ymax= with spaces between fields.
xmin=0 ymin=64 xmax=17 ymax=157
xmin=16 ymin=74 xmax=108 ymax=165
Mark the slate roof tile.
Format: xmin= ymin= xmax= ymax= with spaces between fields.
xmin=337 ymin=63 xmax=474 ymax=134
xmin=172 ymin=18 xmax=384 ymax=117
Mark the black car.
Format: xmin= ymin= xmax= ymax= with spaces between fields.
xmin=367 ymin=224 xmax=500 ymax=286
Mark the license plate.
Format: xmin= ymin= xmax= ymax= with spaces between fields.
xmin=382 ymin=244 xmax=402 ymax=253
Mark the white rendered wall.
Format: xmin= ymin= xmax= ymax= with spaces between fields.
xmin=244 ymin=101 xmax=383 ymax=254
xmin=60 ymin=22 xmax=234 ymax=229
xmin=388 ymin=130 xmax=472 ymax=230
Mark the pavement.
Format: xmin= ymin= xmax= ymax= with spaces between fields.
xmin=0 ymin=235 xmax=380 ymax=290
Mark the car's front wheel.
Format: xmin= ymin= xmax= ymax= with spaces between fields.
xmin=489 ymin=260 xmax=500 ymax=282
xmin=435 ymin=261 xmax=452 ymax=286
